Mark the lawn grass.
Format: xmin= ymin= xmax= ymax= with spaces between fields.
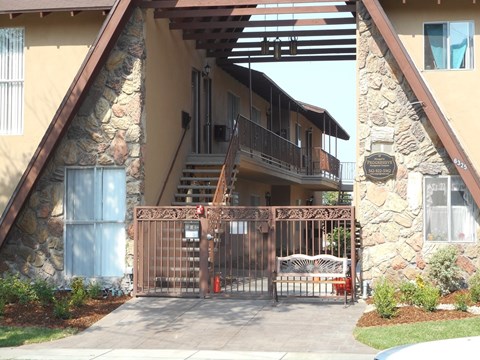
xmin=354 ymin=317 xmax=480 ymax=350
xmin=0 ymin=326 xmax=77 ymax=347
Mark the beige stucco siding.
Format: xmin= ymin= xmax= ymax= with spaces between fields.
xmin=381 ymin=0 xmax=480 ymax=175
xmin=0 ymin=12 xmax=104 ymax=215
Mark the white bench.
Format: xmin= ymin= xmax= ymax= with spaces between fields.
xmin=272 ymin=254 xmax=350 ymax=305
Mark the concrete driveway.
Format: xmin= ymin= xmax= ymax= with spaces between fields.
xmin=3 ymin=297 xmax=377 ymax=359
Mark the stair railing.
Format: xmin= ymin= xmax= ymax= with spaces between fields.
xmin=156 ymin=127 xmax=188 ymax=205
xmin=212 ymin=116 xmax=240 ymax=205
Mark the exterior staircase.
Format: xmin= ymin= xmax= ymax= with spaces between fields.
xmin=172 ymin=154 xmax=237 ymax=206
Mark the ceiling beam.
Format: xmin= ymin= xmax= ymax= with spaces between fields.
xmin=184 ymin=28 xmax=356 ymax=40
xmin=170 ymin=17 xmax=355 ymax=30
xmin=154 ymin=5 xmax=356 ymax=18
xmin=217 ymin=54 xmax=356 ymax=64
xmin=209 ymin=47 xmax=356 ymax=58
xmin=143 ymin=0 xmax=358 ymax=8
xmin=197 ymin=38 xmax=356 ymax=49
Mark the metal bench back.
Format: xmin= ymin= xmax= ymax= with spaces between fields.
xmin=276 ymin=254 xmax=348 ymax=278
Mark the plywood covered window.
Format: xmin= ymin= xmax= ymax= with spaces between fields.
xmin=424 ymin=21 xmax=474 ymax=70
xmin=0 ymin=28 xmax=24 ymax=135
xmin=65 ymin=167 xmax=126 ymax=277
xmin=424 ymin=176 xmax=477 ymax=243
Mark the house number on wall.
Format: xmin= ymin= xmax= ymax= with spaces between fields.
xmin=453 ymin=158 xmax=467 ymax=171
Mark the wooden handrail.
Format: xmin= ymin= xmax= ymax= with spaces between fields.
xmin=212 ymin=116 xmax=240 ymax=205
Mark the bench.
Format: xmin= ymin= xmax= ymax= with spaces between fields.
xmin=272 ymin=254 xmax=350 ymax=305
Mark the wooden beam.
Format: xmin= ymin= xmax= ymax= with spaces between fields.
xmin=185 ymin=28 xmax=356 ymax=40
xmin=209 ymin=47 xmax=356 ymax=58
xmin=362 ymin=0 xmax=480 ymax=208
xmin=143 ymin=0 xmax=358 ymax=8
xmin=197 ymin=38 xmax=356 ymax=49
xmin=8 ymin=13 xmax=21 ymax=19
xmin=70 ymin=11 xmax=81 ymax=16
xmin=39 ymin=12 xmax=51 ymax=18
xmin=170 ymin=17 xmax=355 ymax=30
xmin=217 ymin=54 xmax=356 ymax=64
xmin=154 ymin=5 xmax=356 ymax=18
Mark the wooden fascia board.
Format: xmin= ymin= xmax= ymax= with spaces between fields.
xmin=362 ymin=0 xmax=480 ymax=208
xmin=0 ymin=0 xmax=137 ymax=248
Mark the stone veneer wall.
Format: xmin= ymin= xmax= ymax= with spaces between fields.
xmin=357 ymin=3 xmax=479 ymax=285
xmin=0 ymin=9 xmax=146 ymax=290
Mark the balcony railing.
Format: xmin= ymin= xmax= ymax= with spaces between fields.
xmin=238 ymin=115 xmax=301 ymax=171
xmin=237 ymin=116 xmax=341 ymax=179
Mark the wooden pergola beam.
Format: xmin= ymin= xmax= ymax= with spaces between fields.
xmin=143 ymin=0 xmax=358 ymax=8
xmin=197 ymin=38 xmax=356 ymax=50
xmin=209 ymin=47 xmax=356 ymax=58
xmin=170 ymin=17 xmax=355 ymax=30
xmin=184 ymin=28 xmax=356 ymax=40
xmin=154 ymin=4 xmax=356 ymax=18
xmin=217 ymin=54 xmax=355 ymax=64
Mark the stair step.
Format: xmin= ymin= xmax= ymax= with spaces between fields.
xmin=183 ymin=168 xmax=221 ymax=174
xmin=180 ymin=176 xmax=219 ymax=182
xmin=177 ymin=185 xmax=217 ymax=190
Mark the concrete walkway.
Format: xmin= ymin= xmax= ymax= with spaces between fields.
xmin=2 ymin=297 xmax=377 ymax=359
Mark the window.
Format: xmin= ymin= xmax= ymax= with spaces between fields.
xmin=295 ymin=123 xmax=302 ymax=148
xmin=65 ymin=168 xmax=126 ymax=277
xmin=424 ymin=176 xmax=477 ymax=242
xmin=0 ymin=28 xmax=24 ymax=135
xmin=227 ymin=92 xmax=240 ymax=131
xmin=424 ymin=21 xmax=474 ymax=70
xmin=251 ymin=107 xmax=261 ymax=124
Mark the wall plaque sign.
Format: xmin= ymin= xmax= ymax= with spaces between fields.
xmin=363 ymin=152 xmax=397 ymax=180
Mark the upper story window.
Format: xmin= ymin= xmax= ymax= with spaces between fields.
xmin=0 ymin=28 xmax=24 ymax=135
xmin=424 ymin=176 xmax=477 ymax=243
xmin=424 ymin=21 xmax=474 ymax=70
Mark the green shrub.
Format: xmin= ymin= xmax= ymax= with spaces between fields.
xmin=427 ymin=246 xmax=462 ymax=295
xmin=53 ymin=298 xmax=71 ymax=320
xmin=0 ymin=275 xmax=35 ymax=304
xmin=454 ymin=292 xmax=470 ymax=312
xmin=399 ymin=281 xmax=417 ymax=305
xmin=69 ymin=277 xmax=87 ymax=307
xmin=31 ymin=278 xmax=55 ymax=306
xmin=0 ymin=297 xmax=5 ymax=316
xmin=469 ymin=273 xmax=480 ymax=303
xmin=373 ymin=278 xmax=397 ymax=319
xmin=88 ymin=281 xmax=103 ymax=299
xmin=414 ymin=282 xmax=440 ymax=312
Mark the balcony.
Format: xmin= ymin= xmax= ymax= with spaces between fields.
xmin=236 ymin=116 xmax=342 ymax=189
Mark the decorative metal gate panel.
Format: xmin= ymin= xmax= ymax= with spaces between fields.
xmin=134 ymin=206 xmax=356 ymax=300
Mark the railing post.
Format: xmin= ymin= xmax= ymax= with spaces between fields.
xmin=268 ymin=207 xmax=276 ymax=298
xmin=350 ymin=206 xmax=356 ymax=303
xmin=199 ymin=217 xmax=210 ymax=297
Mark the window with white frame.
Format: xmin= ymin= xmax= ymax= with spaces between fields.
xmin=424 ymin=21 xmax=474 ymax=70
xmin=65 ymin=167 xmax=126 ymax=277
xmin=424 ymin=176 xmax=478 ymax=242
xmin=0 ymin=28 xmax=24 ymax=135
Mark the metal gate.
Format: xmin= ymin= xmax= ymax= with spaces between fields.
xmin=134 ymin=206 xmax=356 ymax=300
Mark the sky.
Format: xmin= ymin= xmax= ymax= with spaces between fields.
xmin=248 ymin=61 xmax=357 ymax=162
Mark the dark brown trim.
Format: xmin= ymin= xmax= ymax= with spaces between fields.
xmin=362 ymin=0 xmax=480 ymax=208
xmin=0 ymin=0 xmax=137 ymax=248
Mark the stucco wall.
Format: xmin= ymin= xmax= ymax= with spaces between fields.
xmin=0 ymin=12 xmax=104 ymax=216
xmin=357 ymin=2 xmax=480 ymax=285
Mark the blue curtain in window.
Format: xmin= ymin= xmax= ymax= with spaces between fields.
xmin=425 ymin=24 xmax=446 ymax=69
xmin=451 ymin=39 xmax=467 ymax=69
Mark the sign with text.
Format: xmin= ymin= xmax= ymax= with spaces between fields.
xmin=363 ymin=152 xmax=397 ymax=181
